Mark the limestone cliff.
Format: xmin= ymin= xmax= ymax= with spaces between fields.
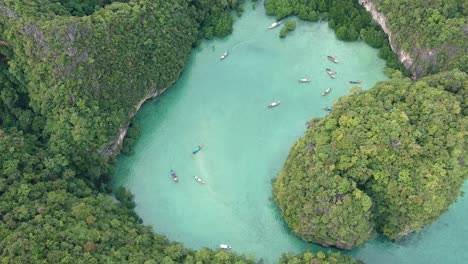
xmin=359 ymin=0 xmax=466 ymax=79
xmin=101 ymin=86 xmax=169 ymax=157
xmin=358 ymin=0 xmax=419 ymax=77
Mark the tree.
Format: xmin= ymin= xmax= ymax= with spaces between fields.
xmin=275 ymin=74 xmax=467 ymax=247
xmin=279 ymin=20 xmax=297 ymax=38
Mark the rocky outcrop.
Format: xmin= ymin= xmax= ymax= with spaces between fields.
xmin=101 ymin=86 xmax=169 ymax=157
xmin=360 ymin=0 xmax=468 ymax=78
xmin=0 ymin=4 xmax=18 ymax=19
xmin=358 ymin=0 xmax=416 ymax=78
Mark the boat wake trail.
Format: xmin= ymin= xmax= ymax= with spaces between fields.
xmin=231 ymin=40 xmax=254 ymax=51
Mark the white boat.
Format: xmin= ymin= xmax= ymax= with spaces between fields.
xmin=268 ymin=101 xmax=281 ymax=108
xmin=194 ymin=176 xmax=205 ymax=184
xmin=268 ymin=21 xmax=282 ymax=29
xmin=220 ymin=244 xmax=232 ymax=250
xmin=220 ymin=51 xmax=229 ymax=60
xmin=322 ymin=88 xmax=331 ymax=96
xmin=326 ymin=68 xmax=336 ymax=79
xmin=298 ymin=78 xmax=311 ymax=83
xmin=327 ymin=55 xmax=338 ymax=63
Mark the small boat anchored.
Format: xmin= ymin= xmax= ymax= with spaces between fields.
xmin=195 ymin=176 xmax=206 ymax=184
xmin=268 ymin=101 xmax=281 ymax=108
xmin=323 ymin=106 xmax=332 ymax=111
xmin=268 ymin=21 xmax=282 ymax=29
xmin=171 ymin=170 xmax=178 ymax=183
xmin=349 ymin=80 xmax=362 ymax=84
xmin=322 ymin=88 xmax=331 ymax=96
xmin=327 ymin=55 xmax=338 ymax=63
xmin=193 ymin=145 xmax=203 ymax=154
xmin=298 ymin=78 xmax=311 ymax=83
xmin=220 ymin=51 xmax=229 ymax=60
xmin=220 ymin=244 xmax=232 ymax=250
xmin=326 ymin=68 xmax=336 ymax=79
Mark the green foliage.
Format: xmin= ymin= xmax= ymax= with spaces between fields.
xmin=114 ymin=186 xmax=137 ymax=210
xmin=0 ymin=130 xmax=255 ymax=262
xmin=374 ymin=0 xmax=467 ymax=74
xmin=2 ymin=0 xmax=464 ymax=262
xmin=275 ymin=73 xmax=467 ymax=247
xmin=285 ymin=20 xmax=296 ymax=30
xmin=192 ymin=0 xmax=245 ymax=39
xmin=0 ymin=0 xmax=246 ymax=181
xmin=122 ymin=120 xmax=140 ymax=155
xmin=0 ymin=60 xmax=36 ymax=131
xmin=360 ymin=25 xmax=386 ymax=49
xmin=335 ymin=25 xmax=358 ymax=41
xmin=420 ymin=69 xmax=468 ymax=116
xmin=1 ymin=0 xmax=200 ymax=184
xmin=0 ymin=0 xmax=242 ymax=262
xmin=279 ymin=20 xmax=296 ymax=38
xmin=264 ymin=0 xmax=409 ymax=74
xmin=278 ymin=250 xmax=364 ymax=264
xmin=0 ymin=1 xmax=359 ymax=263
xmin=58 ymin=0 xmax=130 ymax=16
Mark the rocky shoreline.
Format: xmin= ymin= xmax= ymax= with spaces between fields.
xmin=358 ymin=0 xmax=416 ymax=78
xmin=101 ymin=86 xmax=166 ymax=157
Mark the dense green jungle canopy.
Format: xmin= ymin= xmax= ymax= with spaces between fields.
xmin=374 ymin=0 xmax=467 ymax=76
xmin=274 ymin=69 xmax=468 ymax=249
xmin=278 ymin=250 xmax=364 ymax=264
xmin=264 ymin=0 xmax=467 ymax=76
xmin=270 ymin=0 xmax=467 ymax=251
xmin=264 ymin=0 xmax=410 ymax=74
xmin=0 ymin=0 xmax=360 ymax=263
xmin=0 ymin=0 xmax=466 ymax=262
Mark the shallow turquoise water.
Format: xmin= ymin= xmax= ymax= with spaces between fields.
xmin=113 ymin=4 xmax=467 ymax=264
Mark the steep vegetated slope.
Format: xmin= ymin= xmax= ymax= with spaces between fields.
xmin=0 ymin=0 xmax=244 ymax=184
xmin=278 ymin=250 xmax=364 ymax=264
xmin=0 ymin=0 xmax=361 ymax=262
xmin=2 ymin=0 xmax=199 ymax=185
xmin=264 ymin=0 xmax=467 ymax=78
xmin=264 ymin=0 xmax=411 ymax=75
xmin=370 ymin=0 xmax=467 ymax=77
xmin=268 ymin=0 xmax=467 ymax=251
xmin=0 ymin=130 xmax=257 ymax=263
xmin=275 ymin=70 xmax=467 ymax=249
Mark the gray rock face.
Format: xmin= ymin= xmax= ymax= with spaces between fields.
xmin=358 ymin=0 xmax=462 ymax=79
xmin=358 ymin=0 xmax=416 ymax=77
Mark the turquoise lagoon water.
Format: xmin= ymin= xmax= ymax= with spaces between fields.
xmin=113 ymin=4 xmax=467 ymax=264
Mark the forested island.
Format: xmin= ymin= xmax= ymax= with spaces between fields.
xmin=275 ymin=69 xmax=467 ymax=249
xmin=0 ymin=0 xmax=466 ymax=263
xmin=268 ymin=0 xmax=467 ymax=251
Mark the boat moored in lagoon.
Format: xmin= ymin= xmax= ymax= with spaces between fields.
xmin=268 ymin=21 xmax=282 ymax=29
xmin=268 ymin=101 xmax=281 ymax=108
xmin=322 ymin=88 xmax=331 ymax=96
xmin=323 ymin=106 xmax=332 ymax=111
xmin=193 ymin=144 xmax=203 ymax=154
xmin=327 ymin=55 xmax=338 ymax=63
xmin=194 ymin=176 xmax=206 ymax=184
xmin=171 ymin=170 xmax=178 ymax=183
xmin=349 ymin=80 xmax=362 ymax=84
xmin=220 ymin=52 xmax=229 ymax=60
xmin=298 ymin=78 xmax=311 ymax=83
xmin=326 ymin=68 xmax=336 ymax=79
xmin=220 ymin=244 xmax=232 ymax=250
